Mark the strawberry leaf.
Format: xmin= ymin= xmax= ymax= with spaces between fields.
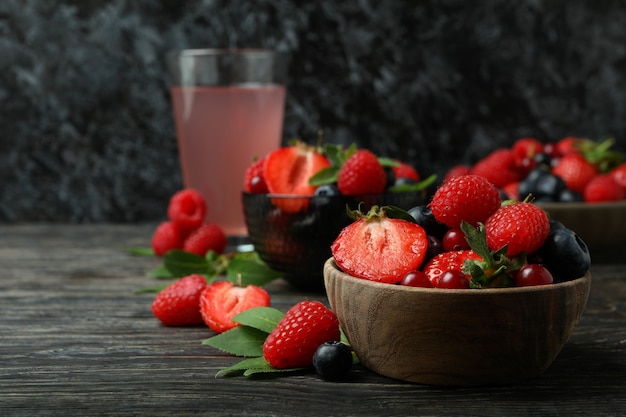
xmin=215 ymin=357 xmax=305 ymax=378
xmin=163 ymin=250 xmax=210 ymax=277
xmin=387 ymin=173 xmax=437 ymax=193
xmin=202 ymin=326 xmax=268 ymax=357
xmin=309 ymin=165 xmax=340 ymax=186
xmin=232 ymin=306 xmax=284 ymax=333
xmin=382 ymin=205 xmax=418 ymax=223
xmin=226 ymin=256 xmax=283 ymax=286
xmin=147 ymin=265 xmax=174 ymax=279
xmin=378 ymin=157 xmax=399 ymax=168
xmin=126 ymin=246 xmax=154 ymax=256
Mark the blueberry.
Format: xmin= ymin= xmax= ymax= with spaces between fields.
xmin=313 ymin=341 xmax=353 ymax=381
xmin=537 ymin=225 xmax=591 ymax=282
xmin=533 ymin=152 xmax=552 ymax=167
xmin=558 ymin=189 xmax=584 ymax=203
xmin=407 ymin=205 xmax=448 ymax=240
xmin=535 ymin=174 xmax=567 ymax=200
xmin=315 ymin=184 xmax=341 ymax=197
xmin=518 ymin=167 xmax=550 ymax=200
xmin=394 ymin=177 xmax=417 ymax=187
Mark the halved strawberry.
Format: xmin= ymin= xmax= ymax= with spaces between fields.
xmin=421 ymin=250 xmax=482 ymax=286
xmin=263 ymin=143 xmax=331 ymax=213
xmin=331 ymin=206 xmax=428 ymax=283
xmin=199 ymin=281 xmax=271 ymax=333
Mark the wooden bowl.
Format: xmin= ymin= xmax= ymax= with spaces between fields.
xmin=537 ymin=201 xmax=626 ymax=248
xmin=324 ymin=258 xmax=591 ymax=386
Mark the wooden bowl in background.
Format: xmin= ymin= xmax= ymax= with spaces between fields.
xmin=538 ymin=201 xmax=626 ymax=249
xmin=324 ymin=258 xmax=592 ymax=386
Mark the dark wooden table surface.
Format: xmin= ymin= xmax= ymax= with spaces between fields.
xmin=1 ymin=224 xmax=625 ymax=417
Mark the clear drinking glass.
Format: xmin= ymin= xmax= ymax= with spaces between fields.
xmin=166 ymin=49 xmax=288 ymax=238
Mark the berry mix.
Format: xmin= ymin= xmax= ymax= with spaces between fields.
xmin=147 ymin=136 xmax=610 ymax=381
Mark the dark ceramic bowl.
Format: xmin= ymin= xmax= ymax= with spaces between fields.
xmin=242 ymin=191 xmax=426 ymax=291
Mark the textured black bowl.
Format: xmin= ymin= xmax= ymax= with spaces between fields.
xmin=242 ymin=191 xmax=426 ymax=291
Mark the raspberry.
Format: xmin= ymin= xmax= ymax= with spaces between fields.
xmin=183 ymin=223 xmax=228 ymax=257
xmin=244 ymin=157 xmax=269 ymax=194
xmin=263 ymin=301 xmax=340 ymax=369
xmin=151 ymin=274 xmax=207 ymax=326
xmin=428 ymin=174 xmax=501 ymax=229
xmin=167 ymin=189 xmax=207 ymax=234
xmin=337 ymin=149 xmax=386 ymax=195
xmin=151 ymin=221 xmax=183 ymax=257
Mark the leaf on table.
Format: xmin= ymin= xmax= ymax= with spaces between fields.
xmin=147 ymin=265 xmax=174 ymax=279
xmin=232 ymin=306 xmax=284 ymax=333
xmin=202 ymin=326 xmax=267 ymax=357
xmin=226 ymin=256 xmax=283 ymax=287
xmin=126 ymin=247 xmax=155 ymax=256
xmin=163 ymin=250 xmax=210 ymax=277
xmin=215 ymin=356 xmax=305 ymax=378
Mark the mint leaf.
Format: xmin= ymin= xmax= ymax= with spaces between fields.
xmin=163 ymin=250 xmax=210 ymax=277
xmin=215 ymin=357 xmax=305 ymax=377
xmin=226 ymin=256 xmax=283 ymax=286
xmin=202 ymin=326 xmax=267 ymax=357
xmin=232 ymin=307 xmax=284 ymax=333
xmin=388 ymin=173 xmax=437 ymax=193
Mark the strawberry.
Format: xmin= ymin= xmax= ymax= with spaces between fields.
xmin=243 ymin=157 xmax=268 ymax=194
xmin=428 ymin=174 xmax=501 ymax=229
xmin=337 ymin=149 xmax=387 ymax=195
xmin=502 ymin=181 xmax=519 ymax=201
xmin=151 ymin=274 xmax=207 ymax=326
xmin=555 ymin=136 xmax=583 ymax=157
xmin=610 ymin=162 xmax=626 ymax=191
xmin=512 ymin=137 xmax=544 ymax=163
xmin=443 ymin=164 xmax=472 ymax=183
xmin=552 ymin=153 xmax=598 ymax=193
xmin=151 ymin=221 xmax=183 ymax=256
xmin=485 ymin=202 xmax=550 ymax=257
xmin=471 ymin=148 xmax=524 ymax=188
xmin=263 ymin=300 xmax=340 ymax=369
xmin=584 ymin=174 xmax=625 ymax=203
xmin=421 ymin=250 xmax=482 ymax=286
xmin=331 ymin=206 xmax=428 ymax=283
xmin=392 ymin=160 xmax=420 ymax=182
xmin=263 ymin=143 xmax=331 ymax=212
xmin=200 ymin=281 xmax=271 ymax=334
xmin=183 ymin=222 xmax=228 ymax=257
xmin=167 ymin=189 xmax=207 ymax=235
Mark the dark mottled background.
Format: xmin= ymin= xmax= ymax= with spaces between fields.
xmin=2 ymin=0 xmax=626 ymax=222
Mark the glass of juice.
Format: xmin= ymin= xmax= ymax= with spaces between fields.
xmin=166 ymin=49 xmax=288 ymax=238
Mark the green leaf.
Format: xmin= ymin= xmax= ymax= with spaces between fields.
xmin=202 ymin=326 xmax=267 ymax=357
xmin=387 ymin=173 xmax=437 ymax=193
xmin=233 ymin=307 xmax=284 ymax=333
xmin=378 ymin=157 xmax=399 ymax=168
xmin=147 ymin=265 xmax=174 ymax=279
xmin=381 ymin=205 xmax=418 ymax=223
xmin=133 ymin=283 xmax=169 ymax=294
xmin=226 ymin=257 xmax=283 ymax=286
xmin=309 ymin=165 xmax=340 ymax=186
xmin=127 ymin=247 xmax=154 ymax=256
xmin=215 ymin=356 xmax=305 ymax=377
xmin=460 ymin=221 xmax=491 ymax=262
xmin=163 ymin=250 xmax=210 ymax=277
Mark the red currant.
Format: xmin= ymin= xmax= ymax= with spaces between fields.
xmin=436 ymin=270 xmax=470 ymax=289
xmin=515 ymin=264 xmax=554 ymax=287
xmin=442 ymin=228 xmax=470 ymax=252
xmin=400 ymin=270 xmax=432 ymax=288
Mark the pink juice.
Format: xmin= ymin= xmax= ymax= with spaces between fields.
xmin=170 ymin=85 xmax=286 ymax=237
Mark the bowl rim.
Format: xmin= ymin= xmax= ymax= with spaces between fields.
xmin=242 ymin=191 xmax=426 ymax=199
xmin=537 ymin=200 xmax=626 ymax=210
xmin=324 ymin=257 xmax=591 ymax=295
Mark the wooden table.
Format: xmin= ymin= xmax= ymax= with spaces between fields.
xmin=1 ymin=224 xmax=625 ymax=416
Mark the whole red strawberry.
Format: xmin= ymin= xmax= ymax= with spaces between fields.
xmin=331 ymin=206 xmax=428 ymax=283
xmin=183 ymin=223 xmax=228 ymax=257
xmin=552 ymin=153 xmax=598 ymax=193
xmin=200 ymin=281 xmax=271 ymax=334
xmin=243 ymin=157 xmax=268 ymax=194
xmin=151 ymin=221 xmax=183 ymax=257
xmin=428 ymin=174 xmax=501 ymax=229
xmin=337 ymin=149 xmax=386 ymax=195
xmin=152 ymin=274 xmax=207 ymax=326
xmin=263 ymin=143 xmax=331 ymax=212
xmin=485 ymin=202 xmax=550 ymax=257
xmin=471 ymin=149 xmax=524 ymax=188
xmin=610 ymin=162 xmax=626 ymax=191
xmin=263 ymin=301 xmax=340 ymax=369
xmin=167 ymin=189 xmax=207 ymax=235
xmin=392 ymin=160 xmax=420 ymax=182
xmin=584 ymin=174 xmax=625 ymax=203
xmin=421 ymin=250 xmax=482 ymax=286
